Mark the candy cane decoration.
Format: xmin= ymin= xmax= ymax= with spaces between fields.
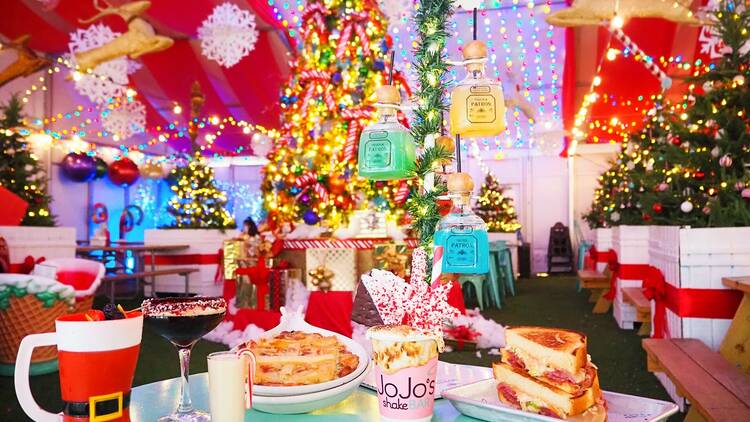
xmin=119 ymin=205 xmax=143 ymax=239
xmin=294 ymin=171 xmax=329 ymax=203
xmin=340 ymin=106 xmax=374 ymax=162
xmin=394 ymin=180 xmax=410 ymax=205
xmin=431 ymin=245 xmax=444 ymax=284
xmin=336 ymin=12 xmax=371 ymax=58
xmin=301 ymin=3 xmax=330 ymax=43
xmin=236 ymin=347 xmax=256 ymax=409
xmin=299 ymin=70 xmax=336 ymax=113
xmin=610 ymin=27 xmax=672 ymax=90
xmin=91 ymin=202 xmax=109 ymax=224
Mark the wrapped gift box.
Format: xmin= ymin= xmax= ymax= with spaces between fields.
xmin=305 ymin=248 xmax=357 ymax=291
xmin=373 ymin=242 xmax=410 ymax=279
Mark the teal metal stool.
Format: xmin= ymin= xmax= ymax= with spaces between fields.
xmin=491 ymin=241 xmax=515 ymax=297
xmin=486 ymin=251 xmax=504 ymax=308
xmin=576 ymin=241 xmax=592 ymax=292
xmin=458 ymin=275 xmax=486 ymax=309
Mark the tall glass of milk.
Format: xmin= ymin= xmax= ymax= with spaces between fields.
xmin=207 ymin=351 xmax=251 ymax=422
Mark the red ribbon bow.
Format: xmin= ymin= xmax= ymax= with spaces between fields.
xmin=336 ymin=12 xmax=371 ymax=58
xmin=445 ymin=325 xmax=479 ymax=350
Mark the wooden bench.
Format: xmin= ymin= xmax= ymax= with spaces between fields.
xmin=643 ymin=338 xmax=750 ymax=421
xmin=577 ymin=268 xmax=612 ymax=313
xmin=102 ymin=268 xmax=199 ymax=303
xmin=622 ymin=287 xmax=651 ymax=336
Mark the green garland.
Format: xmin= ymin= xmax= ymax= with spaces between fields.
xmin=408 ymin=0 xmax=455 ymax=261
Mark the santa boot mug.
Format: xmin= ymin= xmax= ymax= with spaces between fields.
xmin=15 ymin=311 xmax=143 ymax=421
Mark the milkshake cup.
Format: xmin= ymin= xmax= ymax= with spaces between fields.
xmin=367 ymin=324 xmax=440 ymax=422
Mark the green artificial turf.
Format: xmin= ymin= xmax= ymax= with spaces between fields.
xmin=1 ymin=276 xmax=681 ymax=421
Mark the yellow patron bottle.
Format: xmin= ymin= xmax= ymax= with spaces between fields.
xmin=449 ymin=40 xmax=507 ymax=138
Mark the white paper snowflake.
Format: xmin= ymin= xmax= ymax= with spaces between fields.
xmin=68 ymin=24 xmax=137 ymax=104
xmin=379 ymin=0 xmax=414 ymax=24
xmin=101 ymin=99 xmax=146 ymax=140
xmin=198 ymin=3 xmax=259 ymax=68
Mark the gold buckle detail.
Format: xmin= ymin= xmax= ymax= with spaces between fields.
xmin=89 ymin=391 xmax=123 ymax=422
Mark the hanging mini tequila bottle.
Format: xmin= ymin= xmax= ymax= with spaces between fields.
xmin=449 ymin=40 xmax=506 ymax=138
xmin=358 ymin=85 xmax=416 ymax=180
xmin=434 ymin=173 xmax=490 ymax=274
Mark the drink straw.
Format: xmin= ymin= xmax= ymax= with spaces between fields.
xmin=237 ymin=347 xmax=257 ymax=409
xmin=473 ymin=8 xmax=478 ymax=41
xmin=455 ymin=134 xmax=462 ymax=172
xmin=388 ymin=50 xmax=395 ymax=85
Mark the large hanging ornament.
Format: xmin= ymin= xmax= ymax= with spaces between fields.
xmin=680 ymin=200 xmax=694 ymax=213
xmin=108 ymin=157 xmax=140 ymax=187
xmin=198 ymin=3 xmax=259 ymax=68
xmin=101 ymin=99 xmax=146 ymax=140
xmin=61 ymin=153 xmax=96 ymax=182
xmin=68 ymin=24 xmax=137 ymax=104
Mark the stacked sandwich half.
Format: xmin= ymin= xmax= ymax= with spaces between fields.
xmin=493 ymin=326 xmax=606 ymax=419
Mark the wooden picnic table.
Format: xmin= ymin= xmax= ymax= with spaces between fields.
xmin=721 ymin=276 xmax=750 ymax=372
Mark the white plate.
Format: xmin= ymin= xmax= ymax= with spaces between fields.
xmin=252 ymin=360 xmax=372 ymax=414
xmin=243 ymin=306 xmax=370 ymax=397
xmin=442 ymin=379 xmax=679 ymax=422
xmin=361 ymin=360 xmax=493 ymax=399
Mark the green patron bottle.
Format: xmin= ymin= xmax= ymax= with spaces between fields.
xmin=358 ymin=85 xmax=416 ymax=181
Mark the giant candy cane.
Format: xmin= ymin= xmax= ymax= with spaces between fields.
xmin=340 ymin=106 xmax=375 ymax=162
xmin=293 ymin=171 xmax=329 ymax=203
xmin=299 ymin=70 xmax=336 ymax=113
xmin=610 ymin=27 xmax=672 ymax=90
xmin=336 ymin=12 xmax=371 ymax=58
xmin=301 ymin=3 xmax=330 ymax=43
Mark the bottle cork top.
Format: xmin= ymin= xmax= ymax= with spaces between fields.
xmin=435 ymin=135 xmax=455 ymax=152
xmin=376 ymin=85 xmax=401 ymax=104
xmin=462 ymin=40 xmax=488 ymax=60
xmin=447 ymin=172 xmax=474 ymax=192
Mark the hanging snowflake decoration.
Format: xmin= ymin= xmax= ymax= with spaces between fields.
xmin=101 ymin=99 xmax=146 ymax=140
xmin=198 ymin=3 xmax=259 ymax=68
xmin=68 ymin=24 xmax=138 ymax=104
xmin=378 ymin=0 xmax=414 ymax=25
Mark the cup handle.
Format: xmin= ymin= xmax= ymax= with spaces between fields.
xmin=14 ymin=332 xmax=62 ymax=422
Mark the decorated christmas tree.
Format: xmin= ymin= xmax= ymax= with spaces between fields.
xmin=166 ymin=154 xmax=235 ymax=229
xmin=586 ymin=1 xmax=750 ymax=228
xmin=260 ymin=0 xmax=407 ymax=229
xmin=474 ymin=174 xmax=520 ymax=233
xmin=165 ymin=82 xmax=234 ymax=229
xmin=662 ymin=0 xmax=750 ymax=227
xmin=0 ymin=96 xmax=55 ymax=226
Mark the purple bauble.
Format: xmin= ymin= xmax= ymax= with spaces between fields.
xmin=300 ymin=194 xmax=311 ymax=205
xmin=61 ymin=152 xmax=96 ymax=182
xmin=302 ymin=210 xmax=320 ymax=225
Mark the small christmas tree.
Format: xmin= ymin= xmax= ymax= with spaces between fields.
xmin=474 ymin=174 xmax=521 ymax=233
xmin=0 ymin=96 xmax=55 ymax=226
xmin=166 ymin=154 xmax=235 ymax=229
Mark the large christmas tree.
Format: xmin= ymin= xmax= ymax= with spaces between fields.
xmin=474 ymin=174 xmax=520 ymax=233
xmin=0 ymin=96 xmax=55 ymax=226
xmin=261 ymin=0 xmax=405 ymax=229
xmin=586 ymin=1 xmax=750 ymax=228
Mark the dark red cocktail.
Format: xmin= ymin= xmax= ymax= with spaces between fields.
xmin=142 ymin=297 xmax=226 ymax=422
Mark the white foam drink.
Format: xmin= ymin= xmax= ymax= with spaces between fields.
xmin=207 ymin=351 xmax=248 ymax=422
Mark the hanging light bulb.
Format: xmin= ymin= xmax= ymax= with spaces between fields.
xmin=610 ymin=15 xmax=625 ymax=29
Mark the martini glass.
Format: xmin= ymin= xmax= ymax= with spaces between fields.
xmin=142 ymin=297 xmax=226 ymax=422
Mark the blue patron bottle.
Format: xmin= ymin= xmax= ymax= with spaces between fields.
xmin=434 ymin=173 xmax=489 ymax=274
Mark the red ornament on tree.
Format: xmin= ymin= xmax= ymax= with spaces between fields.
xmin=642 ymin=213 xmax=652 ymax=222
xmin=668 ymin=134 xmax=681 ymax=146
xmin=694 ymin=171 xmax=705 ymax=181
xmin=652 ymin=203 xmax=663 ymax=213
xmin=108 ymin=158 xmax=140 ymax=187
